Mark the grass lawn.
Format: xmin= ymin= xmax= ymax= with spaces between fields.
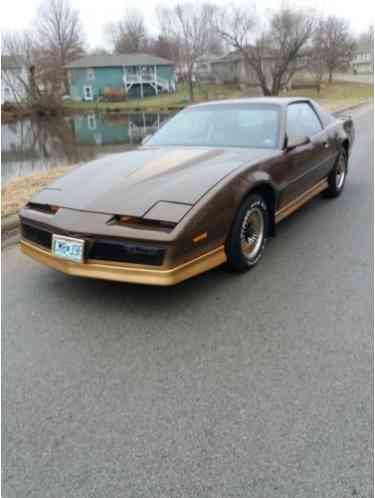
xmin=287 ymin=81 xmax=373 ymax=112
xmin=2 ymin=166 xmax=72 ymax=218
xmin=63 ymin=81 xmax=372 ymax=114
xmin=63 ymin=83 xmax=243 ymax=112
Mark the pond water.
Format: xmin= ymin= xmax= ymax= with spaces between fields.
xmin=1 ymin=111 xmax=173 ymax=185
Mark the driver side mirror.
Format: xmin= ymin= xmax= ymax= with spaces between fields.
xmin=285 ymin=135 xmax=310 ymax=152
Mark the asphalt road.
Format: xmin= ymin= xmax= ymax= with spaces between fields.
xmin=2 ymin=104 xmax=373 ymax=498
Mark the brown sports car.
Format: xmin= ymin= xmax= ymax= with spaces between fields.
xmin=20 ymin=97 xmax=354 ymax=285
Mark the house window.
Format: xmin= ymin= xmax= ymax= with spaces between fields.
xmin=87 ymin=68 xmax=95 ymax=80
xmin=94 ymin=132 xmax=102 ymax=145
xmin=75 ymin=115 xmax=83 ymax=129
xmin=87 ymin=114 xmax=96 ymax=130
xmin=83 ymin=85 xmax=93 ymax=101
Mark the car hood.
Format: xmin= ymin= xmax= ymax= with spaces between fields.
xmin=31 ymin=146 xmax=276 ymax=217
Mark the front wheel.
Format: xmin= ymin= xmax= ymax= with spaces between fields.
xmin=226 ymin=193 xmax=269 ymax=273
xmin=323 ymin=151 xmax=347 ymax=198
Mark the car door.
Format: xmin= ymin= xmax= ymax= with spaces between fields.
xmin=279 ymin=102 xmax=334 ymax=207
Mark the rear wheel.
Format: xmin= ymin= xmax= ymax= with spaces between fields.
xmin=226 ymin=193 xmax=269 ymax=272
xmin=324 ymin=150 xmax=347 ymax=198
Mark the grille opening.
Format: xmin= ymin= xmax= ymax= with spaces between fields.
xmin=26 ymin=203 xmax=59 ymax=214
xmin=21 ymin=222 xmax=52 ymax=249
xmin=21 ymin=222 xmax=166 ymax=266
xmin=90 ymin=240 xmax=165 ymax=266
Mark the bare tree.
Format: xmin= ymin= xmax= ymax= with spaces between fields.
xmin=2 ymin=30 xmax=41 ymax=107
xmin=157 ymin=2 xmax=216 ymax=101
xmin=35 ymin=0 xmax=85 ymax=94
xmin=148 ymin=34 xmax=180 ymax=61
xmin=357 ymin=26 xmax=374 ymax=51
xmin=206 ymin=27 xmax=225 ymax=57
xmin=2 ymin=30 xmax=68 ymax=114
xmin=105 ymin=9 xmax=148 ymax=54
xmin=307 ymin=18 xmax=326 ymax=94
xmin=319 ymin=16 xmax=356 ymax=84
xmin=213 ymin=4 xmax=314 ymax=96
xmin=89 ymin=47 xmax=111 ymax=56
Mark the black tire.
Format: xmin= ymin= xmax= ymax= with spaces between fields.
xmin=226 ymin=193 xmax=269 ymax=273
xmin=323 ymin=149 xmax=347 ymax=198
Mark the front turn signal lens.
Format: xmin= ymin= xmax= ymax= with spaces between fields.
xmin=193 ymin=232 xmax=207 ymax=243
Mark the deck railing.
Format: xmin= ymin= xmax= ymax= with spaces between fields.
xmin=122 ymin=75 xmax=173 ymax=93
xmin=125 ymin=73 xmax=155 ymax=84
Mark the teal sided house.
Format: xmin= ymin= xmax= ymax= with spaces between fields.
xmin=65 ymin=53 xmax=177 ymax=101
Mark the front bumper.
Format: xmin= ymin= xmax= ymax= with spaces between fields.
xmin=20 ymin=239 xmax=226 ymax=286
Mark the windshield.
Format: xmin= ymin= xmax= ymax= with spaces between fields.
xmin=147 ymin=104 xmax=281 ymax=149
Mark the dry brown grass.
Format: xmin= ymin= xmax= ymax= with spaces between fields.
xmin=2 ymin=166 xmax=72 ymax=218
xmin=286 ymin=81 xmax=373 ymax=112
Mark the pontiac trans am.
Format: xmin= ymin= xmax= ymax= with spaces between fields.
xmin=20 ymin=97 xmax=354 ymax=285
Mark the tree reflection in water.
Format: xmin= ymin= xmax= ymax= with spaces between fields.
xmin=1 ymin=111 xmax=172 ymax=185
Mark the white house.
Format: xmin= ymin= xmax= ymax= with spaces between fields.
xmin=1 ymin=55 xmax=28 ymax=104
xmin=351 ymin=42 xmax=373 ymax=74
xmin=193 ymin=54 xmax=222 ymax=82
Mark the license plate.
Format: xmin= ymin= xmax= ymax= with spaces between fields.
xmin=52 ymin=235 xmax=85 ymax=263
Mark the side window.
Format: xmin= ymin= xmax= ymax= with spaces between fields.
xmin=87 ymin=68 xmax=95 ymax=80
xmin=287 ymin=103 xmax=323 ymax=138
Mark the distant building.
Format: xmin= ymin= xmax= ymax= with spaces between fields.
xmin=193 ymin=54 xmax=222 ymax=82
xmin=1 ymin=55 xmax=29 ymax=104
xmin=351 ymin=42 xmax=373 ymax=74
xmin=211 ymin=47 xmax=305 ymax=91
xmin=211 ymin=48 xmax=277 ymax=88
xmin=65 ymin=53 xmax=177 ymax=102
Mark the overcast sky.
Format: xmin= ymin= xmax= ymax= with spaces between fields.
xmin=1 ymin=0 xmax=373 ymax=50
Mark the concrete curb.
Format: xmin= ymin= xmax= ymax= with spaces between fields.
xmin=1 ymin=99 xmax=371 ymax=242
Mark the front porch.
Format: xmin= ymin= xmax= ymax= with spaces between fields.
xmin=123 ymin=65 xmax=174 ymax=98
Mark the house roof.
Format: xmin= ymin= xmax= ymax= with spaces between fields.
xmin=65 ymin=53 xmax=174 ymax=69
xmin=212 ymin=47 xmax=278 ymax=65
xmin=195 ymin=53 xmax=223 ymax=63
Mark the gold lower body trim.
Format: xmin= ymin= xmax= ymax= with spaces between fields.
xmin=20 ymin=240 xmax=227 ymax=286
xmin=275 ymin=178 xmax=328 ymax=223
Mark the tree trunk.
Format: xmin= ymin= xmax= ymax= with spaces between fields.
xmin=270 ymin=79 xmax=281 ymax=96
xmin=29 ymin=66 xmax=40 ymax=103
xmin=63 ymin=73 xmax=70 ymax=95
xmin=328 ymin=67 xmax=333 ymax=84
xmin=255 ymin=72 xmax=272 ymax=96
xmin=188 ymin=74 xmax=194 ymax=102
